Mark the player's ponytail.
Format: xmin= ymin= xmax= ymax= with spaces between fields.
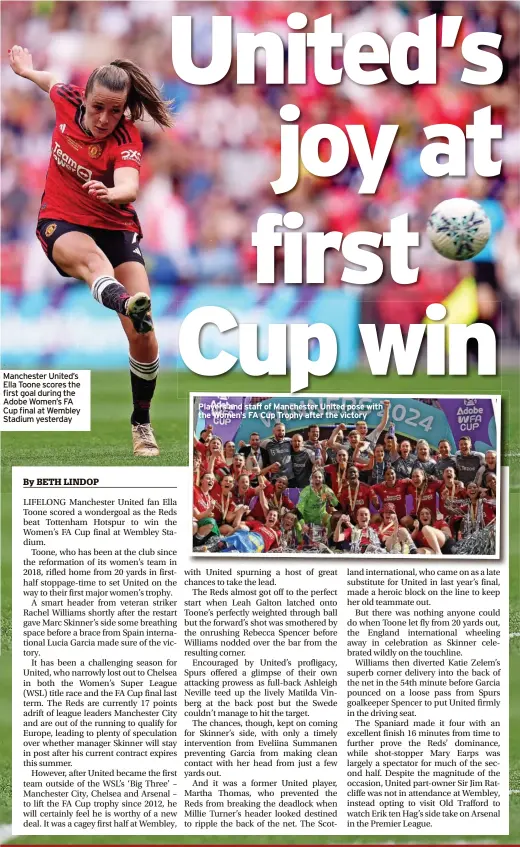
xmin=85 ymin=60 xmax=174 ymax=128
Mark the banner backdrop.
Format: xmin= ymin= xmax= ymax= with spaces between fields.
xmin=438 ymin=398 xmax=497 ymax=453
xmin=196 ymin=396 xmax=498 ymax=451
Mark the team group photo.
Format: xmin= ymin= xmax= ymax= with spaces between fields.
xmin=192 ymin=395 xmax=500 ymax=558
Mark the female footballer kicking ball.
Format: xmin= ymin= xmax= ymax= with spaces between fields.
xmin=9 ymin=46 xmax=174 ymax=457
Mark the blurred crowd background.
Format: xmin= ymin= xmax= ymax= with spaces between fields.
xmin=1 ymin=0 xmax=519 ymax=348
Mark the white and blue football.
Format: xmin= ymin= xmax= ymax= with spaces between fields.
xmin=427 ymin=198 xmax=491 ymax=260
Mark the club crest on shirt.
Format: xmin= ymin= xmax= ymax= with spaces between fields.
xmin=45 ymin=224 xmax=57 ymax=238
xmin=88 ymin=144 xmax=102 ymax=159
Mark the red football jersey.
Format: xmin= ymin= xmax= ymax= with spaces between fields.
xmin=338 ymin=482 xmax=372 ymax=521
xmin=483 ymin=500 xmax=496 ymax=525
xmin=193 ymin=486 xmax=215 ymax=518
xmin=246 ymin=521 xmax=281 ymax=552
xmin=370 ymin=481 xmax=408 ymax=520
xmin=325 ymin=464 xmax=349 ymax=497
xmin=39 ymin=84 xmax=143 ymax=233
xmin=406 ymin=479 xmax=443 ymax=514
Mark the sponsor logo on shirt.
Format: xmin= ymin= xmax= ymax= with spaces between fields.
xmin=52 ymin=141 xmax=92 ymax=182
xmin=120 ymin=149 xmax=141 ymax=163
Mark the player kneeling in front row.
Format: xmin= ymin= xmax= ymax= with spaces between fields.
xmin=214 ymin=509 xmax=281 ymax=554
xmin=332 ymin=508 xmax=384 ymax=554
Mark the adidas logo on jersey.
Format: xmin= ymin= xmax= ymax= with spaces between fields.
xmin=133 ymin=247 xmax=142 ymax=255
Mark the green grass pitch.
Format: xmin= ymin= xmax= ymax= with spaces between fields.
xmin=1 ymin=368 xmax=519 ymax=844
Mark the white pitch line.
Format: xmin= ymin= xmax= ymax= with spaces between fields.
xmin=510 ymin=632 xmax=520 ymax=638
xmin=0 ymin=824 xmax=12 ymax=843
